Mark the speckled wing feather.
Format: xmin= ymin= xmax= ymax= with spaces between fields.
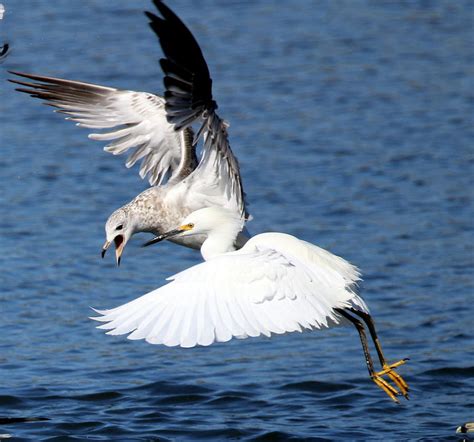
xmin=8 ymin=71 xmax=197 ymax=186
xmin=146 ymin=1 xmax=248 ymax=217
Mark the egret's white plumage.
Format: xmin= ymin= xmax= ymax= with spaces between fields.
xmin=92 ymin=207 xmax=367 ymax=348
xmin=92 ymin=207 xmax=409 ymax=403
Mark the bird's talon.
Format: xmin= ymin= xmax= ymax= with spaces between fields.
xmin=371 ymin=375 xmax=400 ymax=403
xmin=376 ymin=359 xmax=408 ymax=375
xmin=387 ymin=370 xmax=409 ymax=398
xmin=375 ymin=359 xmax=410 ymax=399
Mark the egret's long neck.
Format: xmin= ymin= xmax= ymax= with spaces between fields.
xmin=200 ymin=224 xmax=240 ymax=261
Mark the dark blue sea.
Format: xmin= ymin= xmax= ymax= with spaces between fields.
xmin=1 ymin=1 xmax=473 ymax=440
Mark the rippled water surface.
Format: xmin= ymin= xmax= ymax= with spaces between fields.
xmin=1 ymin=1 xmax=473 ymax=440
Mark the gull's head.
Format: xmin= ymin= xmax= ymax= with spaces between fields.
xmin=143 ymin=207 xmax=244 ymax=248
xmin=102 ymin=208 xmax=135 ymax=266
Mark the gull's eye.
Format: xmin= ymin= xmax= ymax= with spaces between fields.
xmin=187 ymin=223 xmax=194 ymax=229
xmin=116 ymin=225 xmax=123 ymax=231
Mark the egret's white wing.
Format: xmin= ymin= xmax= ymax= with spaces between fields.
xmin=9 ymin=72 xmax=197 ymax=186
xmin=92 ymin=247 xmax=354 ymax=348
xmin=146 ymin=2 xmax=247 ymax=217
xmin=249 ymin=233 xmax=368 ymax=313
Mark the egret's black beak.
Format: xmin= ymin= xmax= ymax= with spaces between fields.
xmin=142 ymin=228 xmax=183 ymax=248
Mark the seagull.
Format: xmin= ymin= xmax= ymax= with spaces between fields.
xmin=9 ymin=0 xmax=249 ymax=265
xmin=92 ymin=206 xmax=410 ymax=403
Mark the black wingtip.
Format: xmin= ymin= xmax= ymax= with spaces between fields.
xmin=151 ymin=0 xmax=176 ymax=21
xmin=8 ymin=70 xmax=33 ymax=79
xmin=145 ymin=0 xmax=171 ymax=23
xmin=144 ymin=10 xmax=158 ymax=21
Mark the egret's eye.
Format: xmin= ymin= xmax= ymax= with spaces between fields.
xmin=116 ymin=225 xmax=123 ymax=231
xmin=179 ymin=223 xmax=194 ymax=231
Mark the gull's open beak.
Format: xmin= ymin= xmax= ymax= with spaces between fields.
xmin=114 ymin=235 xmax=125 ymax=266
xmin=142 ymin=227 xmax=187 ymax=248
xmin=101 ymin=236 xmax=125 ymax=266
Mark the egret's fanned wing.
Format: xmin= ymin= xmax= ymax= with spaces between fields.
xmin=146 ymin=1 xmax=247 ymax=217
xmin=8 ymin=71 xmax=197 ymax=186
xmin=92 ymin=245 xmax=355 ymax=348
xmin=250 ymin=232 xmax=367 ymax=313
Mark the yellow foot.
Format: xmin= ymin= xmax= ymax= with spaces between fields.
xmin=371 ymin=374 xmax=400 ymax=403
xmin=377 ymin=358 xmax=409 ymax=375
xmin=376 ymin=358 xmax=410 ymax=400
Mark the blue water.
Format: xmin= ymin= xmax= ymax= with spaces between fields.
xmin=1 ymin=1 xmax=473 ymax=440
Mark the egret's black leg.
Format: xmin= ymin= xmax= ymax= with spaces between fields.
xmin=348 ymin=308 xmax=409 ymax=398
xmin=349 ymin=308 xmax=386 ymax=366
xmin=335 ymin=309 xmax=375 ymax=375
xmin=334 ymin=308 xmax=400 ymax=402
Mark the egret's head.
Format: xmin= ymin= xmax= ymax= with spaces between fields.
xmin=143 ymin=207 xmax=243 ymax=247
xmin=102 ymin=208 xmax=135 ymax=266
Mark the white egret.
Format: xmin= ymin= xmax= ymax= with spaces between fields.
xmin=92 ymin=207 xmax=409 ymax=402
xmin=9 ymin=0 xmax=249 ymax=265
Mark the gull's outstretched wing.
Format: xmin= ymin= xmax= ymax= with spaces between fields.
xmin=146 ymin=1 xmax=248 ymax=217
xmin=91 ymin=241 xmax=360 ymax=348
xmin=8 ymin=72 xmax=197 ymax=186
